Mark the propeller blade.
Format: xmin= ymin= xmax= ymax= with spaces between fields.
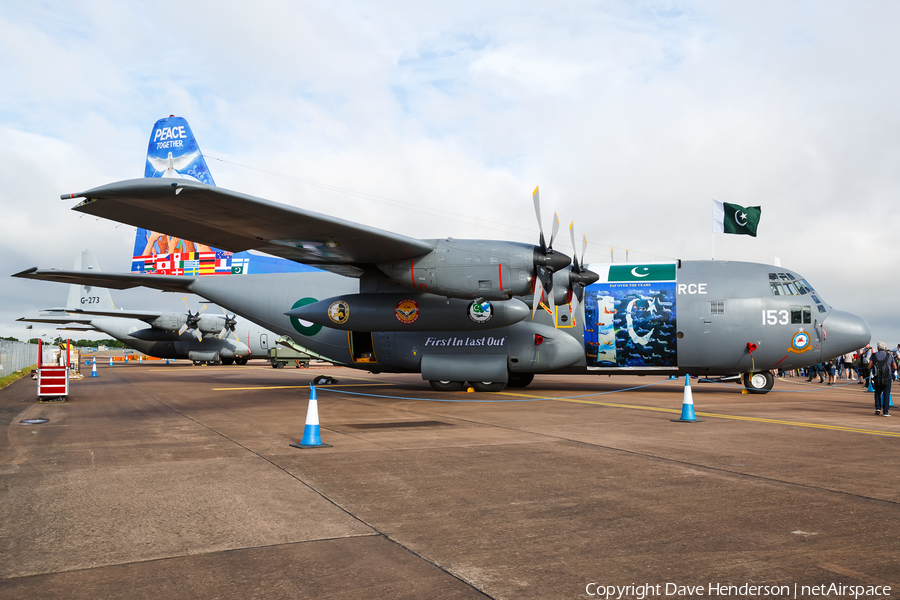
xmin=549 ymin=212 xmax=560 ymax=250
xmin=218 ymin=327 xmax=227 ymax=340
xmin=194 ymin=329 xmax=203 ymax=342
xmin=581 ymin=234 xmax=588 ymax=271
xmin=198 ymin=304 xmax=208 ymax=315
xmin=531 ymin=275 xmax=543 ymax=319
xmin=569 ymin=221 xmax=578 ymax=266
xmin=576 ymin=294 xmax=587 ymax=326
xmin=178 ymin=324 xmax=188 ymax=336
xmin=548 ymin=273 xmax=556 ymax=328
xmin=181 ymin=296 xmax=190 ymax=312
xmin=532 ymin=186 xmax=547 ymax=253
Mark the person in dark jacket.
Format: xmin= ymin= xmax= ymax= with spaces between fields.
xmin=868 ymin=342 xmax=896 ymax=416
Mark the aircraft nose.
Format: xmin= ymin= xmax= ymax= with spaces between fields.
xmin=821 ymin=310 xmax=871 ymax=357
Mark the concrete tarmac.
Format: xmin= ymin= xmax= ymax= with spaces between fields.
xmin=1 ymin=364 xmax=898 ymax=599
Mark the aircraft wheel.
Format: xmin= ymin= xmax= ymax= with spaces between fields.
xmin=506 ymin=373 xmax=534 ymax=388
xmin=235 ymin=358 xmax=248 ymax=365
xmin=221 ymin=358 xmax=234 ymax=366
xmin=470 ymin=381 xmax=506 ymax=393
xmin=192 ymin=360 xmax=203 ymax=366
xmin=743 ymin=371 xmax=774 ymax=394
xmin=430 ymin=380 xmax=465 ymax=392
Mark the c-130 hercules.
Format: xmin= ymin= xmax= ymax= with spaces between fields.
xmin=15 ymin=116 xmax=870 ymax=393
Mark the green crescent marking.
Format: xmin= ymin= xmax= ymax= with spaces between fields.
xmin=290 ymin=297 xmax=323 ymax=336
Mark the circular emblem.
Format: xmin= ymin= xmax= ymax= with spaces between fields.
xmin=792 ymin=331 xmax=810 ymax=350
xmin=327 ymin=300 xmax=350 ymax=324
xmin=289 ymin=298 xmax=323 ymax=337
xmin=395 ymin=299 xmax=419 ymax=324
xmin=467 ymin=300 xmax=493 ymax=324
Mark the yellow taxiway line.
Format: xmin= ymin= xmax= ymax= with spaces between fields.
xmin=477 ymin=391 xmax=899 ymax=437
xmin=212 ymin=383 xmax=395 ymax=391
xmin=555 ymin=397 xmax=900 ymax=438
xmin=146 ymin=371 xmax=898 ymax=437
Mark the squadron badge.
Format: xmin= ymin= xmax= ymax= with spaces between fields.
xmin=787 ymin=329 xmax=811 ymax=354
xmin=327 ymin=300 xmax=350 ymax=324
xmin=467 ymin=300 xmax=493 ymax=324
xmin=395 ymin=299 xmax=420 ymax=324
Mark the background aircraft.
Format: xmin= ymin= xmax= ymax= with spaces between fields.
xmin=14 ymin=117 xmax=871 ymax=392
xmin=18 ymin=249 xmax=278 ymax=366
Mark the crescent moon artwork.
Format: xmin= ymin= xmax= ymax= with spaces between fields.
xmin=631 ymin=267 xmax=650 ymax=278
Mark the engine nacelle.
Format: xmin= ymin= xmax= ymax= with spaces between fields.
xmin=196 ymin=315 xmax=227 ymax=334
xmin=146 ymin=312 xmax=229 ymax=336
xmin=376 ymin=239 xmax=569 ymax=301
xmin=148 ymin=313 xmax=189 ymax=331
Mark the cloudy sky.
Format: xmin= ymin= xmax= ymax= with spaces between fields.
xmin=2 ymin=1 xmax=898 ymax=346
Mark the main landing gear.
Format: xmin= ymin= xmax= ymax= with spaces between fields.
xmin=428 ymin=380 xmax=508 ymax=392
xmin=428 ymin=373 xmax=535 ymax=393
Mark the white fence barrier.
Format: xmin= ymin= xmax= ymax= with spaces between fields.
xmin=0 ymin=341 xmax=41 ymax=377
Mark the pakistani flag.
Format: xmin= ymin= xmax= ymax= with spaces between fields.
xmin=712 ymin=200 xmax=761 ymax=237
xmin=608 ymin=264 xmax=677 ymax=282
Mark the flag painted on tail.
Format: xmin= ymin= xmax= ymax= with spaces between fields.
xmin=712 ymin=200 xmax=761 ymax=237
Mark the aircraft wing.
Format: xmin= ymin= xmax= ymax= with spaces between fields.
xmin=45 ymin=308 xmax=167 ymax=321
xmin=13 ymin=268 xmax=195 ymax=293
xmin=65 ymin=178 xmax=436 ymax=275
xmin=17 ymin=315 xmax=95 ymax=326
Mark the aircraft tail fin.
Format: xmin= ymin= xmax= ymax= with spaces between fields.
xmin=131 ymin=116 xmax=314 ymax=276
xmin=66 ymin=249 xmax=116 ymax=311
xmin=144 ymin=115 xmax=216 ymax=185
xmin=133 ymin=116 xmax=216 ymax=268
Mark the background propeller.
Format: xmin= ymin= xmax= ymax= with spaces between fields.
xmin=218 ymin=307 xmax=239 ymax=340
xmin=179 ymin=297 xmax=207 ymax=341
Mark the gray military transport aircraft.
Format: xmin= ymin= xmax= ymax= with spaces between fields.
xmin=18 ymin=249 xmax=277 ymax=365
xmin=13 ymin=117 xmax=870 ymax=393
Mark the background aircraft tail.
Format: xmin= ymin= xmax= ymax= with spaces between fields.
xmin=66 ymin=249 xmax=116 ymax=311
xmin=132 ymin=116 xmax=312 ymax=276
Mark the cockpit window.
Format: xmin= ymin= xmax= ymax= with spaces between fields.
xmin=791 ymin=306 xmax=812 ymax=324
xmin=770 ymin=273 xmax=815 ymax=296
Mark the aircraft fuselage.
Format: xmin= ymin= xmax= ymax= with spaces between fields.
xmin=181 ymin=260 xmax=869 ymax=381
